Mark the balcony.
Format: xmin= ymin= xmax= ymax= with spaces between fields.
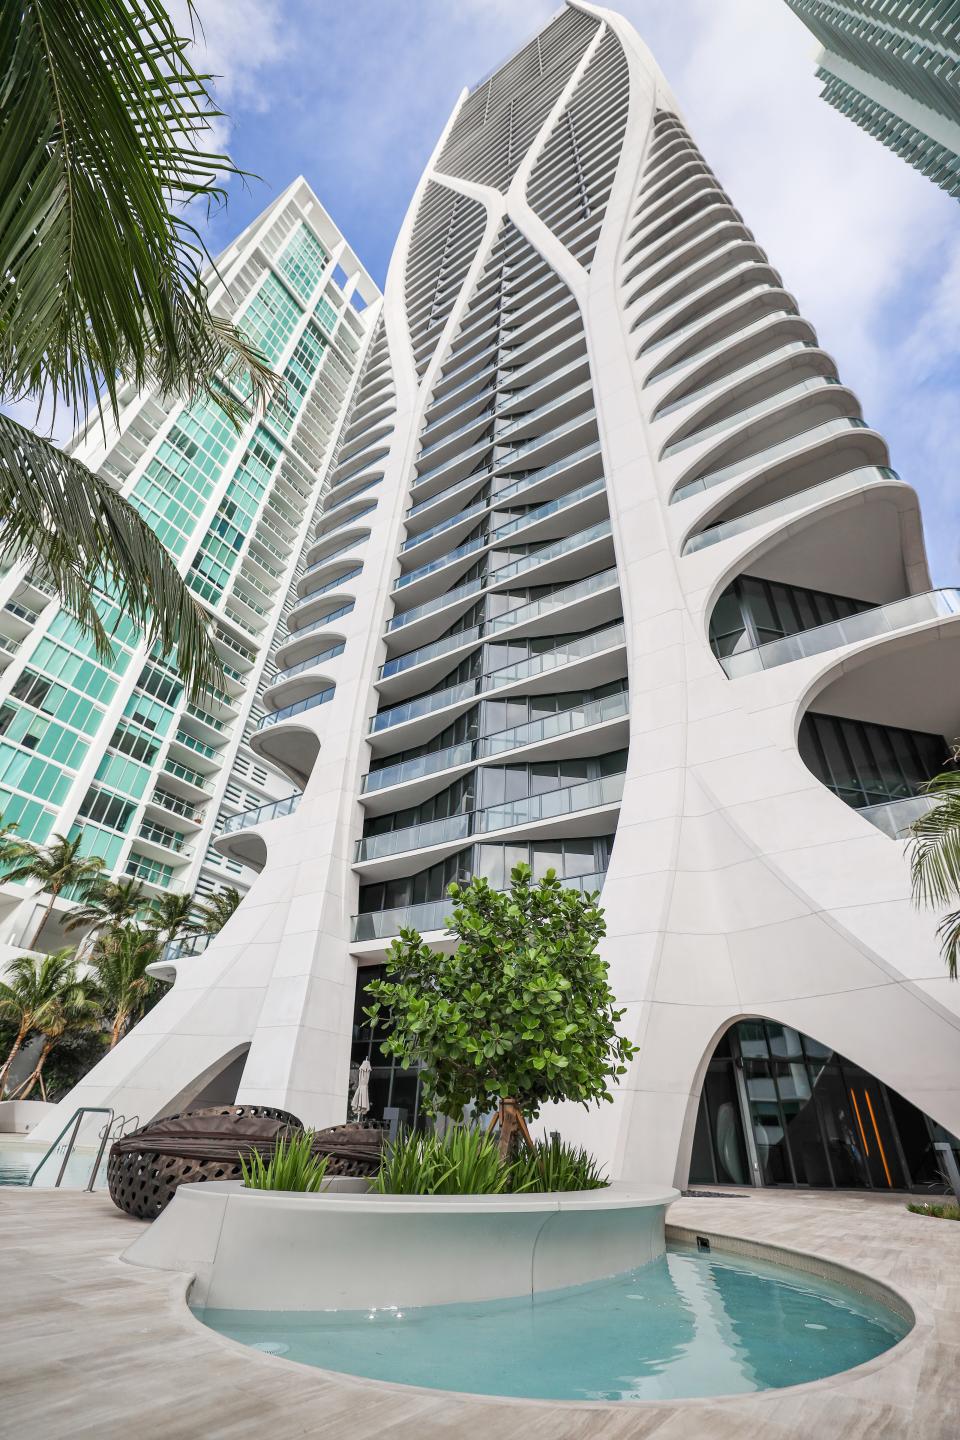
xmin=257 ymin=684 xmax=336 ymax=729
xmin=721 ymin=589 xmax=960 ymax=678
xmin=362 ymin=687 xmax=629 ymax=800
xmin=351 ymin=869 xmax=607 ymax=944
xmin=355 ymin=772 xmax=624 ymax=864
xmin=672 ymin=417 xmax=870 ymax=504
xmin=682 ymin=467 xmax=899 ymax=556
xmin=662 ymin=376 xmax=842 ymax=463
xmin=221 ymin=792 xmax=301 ymax=834
xmin=370 ymin=620 xmax=626 ymax=737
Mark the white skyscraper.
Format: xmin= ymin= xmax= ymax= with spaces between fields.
xmin=39 ymin=4 xmax=960 ymax=1195
xmin=0 ymin=180 xmax=380 ymax=956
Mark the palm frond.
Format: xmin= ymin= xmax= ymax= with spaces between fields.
xmin=0 ymin=414 xmax=223 ymax=700
xmin=909 ymin=769 xmax=960 ymax=909
xmin=0 ymin=0 xmax=282 ymax=423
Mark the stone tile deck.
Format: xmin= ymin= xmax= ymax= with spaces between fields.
xmin=1 ymin=1185 xmax=957 ymax=1438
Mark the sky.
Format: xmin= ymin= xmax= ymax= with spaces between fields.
xmin=137 ymin=3 xmax=960 ymax=584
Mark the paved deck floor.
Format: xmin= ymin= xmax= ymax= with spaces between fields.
xmin=1 ymin=1184 xmax=957 ymax=1438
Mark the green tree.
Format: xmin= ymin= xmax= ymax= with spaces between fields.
xmin=143 ymin=890 xmax=197 ymax=947
xmin=365 ymin=864 xmax=636 ymax=1161
xmin=13 ymin=963 xmax=100 ymax=1100
xmin=910 ymin=760 xmax=960 ymax=978
xmin=62 ymin=876 xmax=146 ymax=949
xmin=88 ymin=924 xmax=162 ymax=1047
xmin=0 ymin=1 xmax=283 ymax=700
xmin=192 ymin=885 xmax=243 ymax=937
xmin=0 ymin=949 xmax=84 ymax=1095
xmin=4 ymin=833 xmax=105 ymax=948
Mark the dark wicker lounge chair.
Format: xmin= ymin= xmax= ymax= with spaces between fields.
xmin=108 ymin=1105 xmax=385 ymax=1218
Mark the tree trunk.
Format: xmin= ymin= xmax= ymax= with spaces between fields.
xmin=16 ymin=1037 xmax=55 ymax=1100
xmin=109 ymin=1009 xmax=128 ymax=1048
xmin=0 ymin=1024 xmax=30 ymax=1096
xmin=497 ymin=1097 xmax=521 ymax=1163
xmin=30 ymin=891 xmax=58 ymax=949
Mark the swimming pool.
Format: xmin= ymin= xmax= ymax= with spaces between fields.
xmin=193 ymin=1242 xmax=909 ymax=1402
xmin=0 ymin=1139 xmax=108 ymax=1189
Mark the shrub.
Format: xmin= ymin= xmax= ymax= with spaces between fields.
xmin=240 ymin=1131 xmax=329 ymax=1192
xmin=907 ymin=1200 xmax=960 ymax=1221
xmin=514 ymin=1135 xmax=608 ymax=1193
xmin=375 ymin=1126 xmax=530 ymax=1195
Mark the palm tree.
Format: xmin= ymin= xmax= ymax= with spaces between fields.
xmin=910 ymin=762 xmax=960 ymax=978
xmin=0 ymin=950 xmax=81 ymax=1096
xmin=4 ymin=834 xmax=106 ymax=949
xmin=144 ymin=891 xmax=197 ymax=948
xmin=0 ymin=2 xmax=282 ymax=701
xmin=12 ymin=967 xmax=100 ymax=1101
xmin=88 ymin=926 xmax=162 ymax=1048
xmin=192 ymin=886 xmax=243 ymax=937
xmin=62 ymin=876 xmax=147 ymax=950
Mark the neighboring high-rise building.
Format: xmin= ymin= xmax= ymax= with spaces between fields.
xmin=0 ymin=179 xmax=380 ymax=954
xmin=40 ymin=3 xmax=960 ymax=1195
xmin=785 ymin=1 xmax=960 ymax=200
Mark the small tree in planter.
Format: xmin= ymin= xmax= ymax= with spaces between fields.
xmin=364 ymin=863 xmax=636 ymax=1162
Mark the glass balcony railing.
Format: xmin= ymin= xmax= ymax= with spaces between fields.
xmin=493 ymin=409 xmax=597 ymax=471
xmin=356 ymin=811 xmax=472 ymax=861
xmin=722 ymin=588 xmax=960 ymax=678
xmin=370 ymin=678 xmax=478 ymax=734
xmin=380 ymin=563 xmax=620 ymax=679
xmin=493 ymin=440 xmax=603 ymax=504
xmin=414 ymin=436 xmax=493 ymax=492
xmin=221 ymin=792 xmax=302 ymax=835
xmin=162 ymin=758 xmax=210 ymax=792
xmin=282 ymin=601 xmax=355 ymax=648
xmin=489 ymin=518 xmax=612 ymax=586
xmin=295 ymin=565 xmax=362 ymax=602
xmin=351 ymin=869 xmax=608 ymax=941
xmin=257 ymin=685 xmax=336 ymax=729
xmin=484 ymin=563 xmax=619 ymax=633
xmin=362 ymin=685 xmax=629 ymax=796
xmin=394 ymin=534 xmax=487 ymax=591
xmin=492 ymin=476 xmax=606 ymax=541
xmin=271 ymin=642 xmax=346 ymax=685
xmin=643 ymin=280 xmax=775 ymax=359
xmin=380 ymin=624 xmax=482 ymax=679
xmin=859 ymin=793 xmax=936 ymax=841
xmin=356 ymin=771 xmax=624 ymax=863
xmin=400 ymin=497 xmax=489 ymax=555
xmin=478 ymin=771 xmax=624 ymax=834
xmin=507 ymin=330 xmax=585 ymax=390
xmin=387 ymin=576 xmax=483 ymax=633
xmin=662 ymin=377 xmax=841 ymax=461
xmin=407 ymin=467 xmax=492 ymax=522
xmin=496 ymin=354 xmax=587 ymax=418
xmin=417 ymin=406 xmax=493 ymax=460
xmin=682 ymin=467 xmax=899 ymax=556
xmin=325 ymin=475 xmax=381 ymax=512
xmin=494 ymin=380 xmax=593 ymax=446
xmin=656 ymin=338 xmax=814 ymax=420
xmin=672 ymin=417 xmax=869 ymax=504
xmin=302 ymin=539 xmax=366 ymax=579
xmin=363 ymin=741 xmax=477 ymax=794
xmin=371 ymin=621 xmax=625 ymax=735
xmin=420 ymin=371 xmax=497 ymax=433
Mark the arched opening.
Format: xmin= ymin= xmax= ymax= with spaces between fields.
xmin=690 ymin=1019 xmax=959 ymax=1193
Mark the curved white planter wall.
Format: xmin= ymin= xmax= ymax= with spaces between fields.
xmin=123 ymin=1181 xmax=677 ymax=1310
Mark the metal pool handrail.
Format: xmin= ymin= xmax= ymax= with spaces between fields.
xmin=28 ymin=1105 xmax=119 ymax=1190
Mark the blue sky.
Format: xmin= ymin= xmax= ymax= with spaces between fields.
xmin=184 ymin=2 xmax=956 ymax=584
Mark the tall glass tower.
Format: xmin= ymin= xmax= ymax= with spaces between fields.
xmin=785 ymin=1 xmax=960 ymax=199
xmin=0 ymin=179 xmax=380 ymax=955
xmin=39 ymin=4 xmax=960 ymax=1192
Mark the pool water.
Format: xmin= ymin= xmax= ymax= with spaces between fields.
xmin=194 ymin=1243 xmax=909 ymax=1402
xmin=0 ymin=1141 xmax=108 ymax=1189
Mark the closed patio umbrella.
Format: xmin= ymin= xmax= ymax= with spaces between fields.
xmin=351 ymin=1057 xmax=372 ymax=1119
